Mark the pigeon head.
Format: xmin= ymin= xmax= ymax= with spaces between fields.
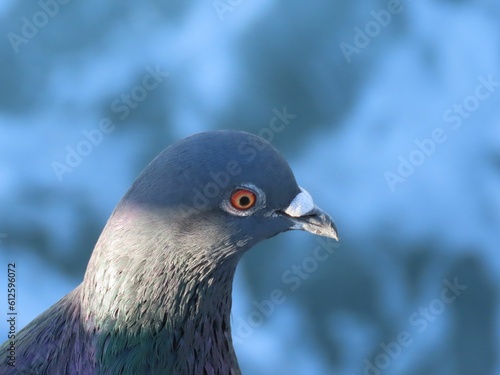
xmin=77 ymin=130 xmax=338 ymax=374
xmin=116 ymin=130 xmax=338 ymax=262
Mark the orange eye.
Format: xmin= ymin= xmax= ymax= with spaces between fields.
xmin=230 ymin=189 xmax=257 ymax=210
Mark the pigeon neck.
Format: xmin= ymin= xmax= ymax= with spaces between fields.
xmin=80 ymin=206 xmax=242 ymax=374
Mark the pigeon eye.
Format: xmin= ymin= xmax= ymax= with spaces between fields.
xmin=230 ymin=189 xmax=256 ymax=210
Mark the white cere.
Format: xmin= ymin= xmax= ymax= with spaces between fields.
xmin=284 ymin=187 xmax=315 ymax=217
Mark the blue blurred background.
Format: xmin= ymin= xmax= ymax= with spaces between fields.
xmin=1 ymin=0 xmax=500 ymax=374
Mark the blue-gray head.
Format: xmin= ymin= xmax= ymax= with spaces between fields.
xmin=118 ymin=130 xmax=337 ymax=254
xmin=80 ymin=129 xmax=338 ymax=373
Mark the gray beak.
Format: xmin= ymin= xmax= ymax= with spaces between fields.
xmin=280 ymin=187 xmax=339 ymax=241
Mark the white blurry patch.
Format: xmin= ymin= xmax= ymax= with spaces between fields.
xmin=284 ymin=187 xmax=315 ymax=217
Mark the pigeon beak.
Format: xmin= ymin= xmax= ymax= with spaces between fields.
xmin=279 ymin=187 xmax=339 ymax=241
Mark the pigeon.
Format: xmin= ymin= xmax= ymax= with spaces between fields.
xmin=1 ymin=130 xmax=338 ymax=374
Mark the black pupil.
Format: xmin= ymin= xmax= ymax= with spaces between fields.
xmin=239 ymin=196 xmax=251 ymax=207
